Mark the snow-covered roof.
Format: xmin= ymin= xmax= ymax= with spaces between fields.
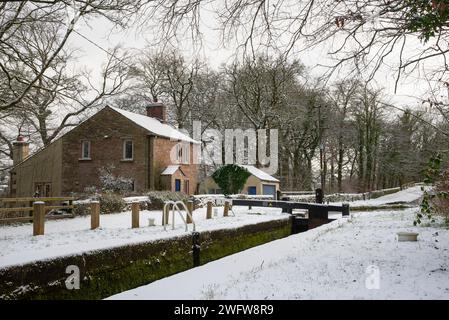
xmin=241 ymin=165 xmax=280 ymax=182
xmin=161 ymin=165 xmax=181 ymax=175
xmin=109 ymin=106 xmax=199 ymax=144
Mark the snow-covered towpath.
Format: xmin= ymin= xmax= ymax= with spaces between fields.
xmin=331 ymin=186 xmax=426 ymax=208
xmin=108 ymin=208 xmax=449 ymax=300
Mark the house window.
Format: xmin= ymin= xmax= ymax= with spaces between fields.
xmin=123 ymin=140 xmax=133 ymax=160
xmin=176 ymin=143 xmax=190 ymax=164
xmin=81 ymin=141 xmax=91 ymax=159
xmin=34 ymin=182 xmax=52 ymax=197
xmin=184 ymin=180 xmax=190 ymax=194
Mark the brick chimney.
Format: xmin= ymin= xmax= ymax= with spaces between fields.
xmin=12 ymin=135 xmax=30 ymax=165
xmin=146 ymin=100 xmax=167 ymax=123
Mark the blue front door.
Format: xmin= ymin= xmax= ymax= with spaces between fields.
xmin=248 ymin=186 xmax=257 ymax=195
xmin=175 ymin=179 xmax=181 ymax=192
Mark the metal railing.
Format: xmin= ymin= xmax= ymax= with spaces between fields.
xmin=163 ymin=201 xmax=196 ymax=232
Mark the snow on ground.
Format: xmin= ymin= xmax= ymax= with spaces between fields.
xmin=74 ymin=196 xmax=150 ymax=205
xmin=0 ymin=206 xmax=288 ymax=269
xmin=331 ymin=186 xmax=426 ymax=207
xmin=108 ymin=207 xmax=449 ymax=300
xmin=0 ymin=187 xmax=425 ymax=270
xmin=197 ymin=186 xmax=425 ymax=209
xmin=123 ymin=196 xmax=150 ymax=203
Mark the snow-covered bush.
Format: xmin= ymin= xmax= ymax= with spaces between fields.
xmin=416 ymin=154 xmax=449 ymax=226
xmin=146 ymin=191 xmax=189 ymax=210
xmin=99 ymin=192 xmax=126 ymax=214
xmin=98 ymin=165 xmax=134 ymax=194
xmin=73 ymin=203 xmax=91 ymax=216
xmin=212 ymin=164 xmax=251 ymax=196
xmin=0 ymin=185 xmax=8 ymax=197
xmin=123 ymin=196 xmax=152 ymax=211
xmin=431 ymin=168 xmax=449 ymax=223
xmin=0 ymin=173 xmax=8 ymax=196
xmin=83 ymin=186 xmax=100 ymax=196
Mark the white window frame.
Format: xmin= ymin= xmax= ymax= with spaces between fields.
xmin=81 ymin=140 xmax=91 ymax=160
xmin=183 ymin=144 xmax=190 ymax=164
xmin=123 ymin=139 xmax=134 ymax=160
xmin=175 ymin=144 xmax=181 ymax=164
xmin=176 ymin=143 xmax=190 ymax=164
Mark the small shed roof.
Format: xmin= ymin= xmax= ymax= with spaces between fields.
xmin=241 ymin=165 xmax=280 ymax=182
xmin=161 ymin=165 xmax=184 ymax=176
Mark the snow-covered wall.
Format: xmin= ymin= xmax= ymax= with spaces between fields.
xmin=287 ymin=187 xmax=402 ymax=203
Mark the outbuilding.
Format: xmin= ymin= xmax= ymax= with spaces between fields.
xmin=199 ymin=165 xmax=280 ymax=199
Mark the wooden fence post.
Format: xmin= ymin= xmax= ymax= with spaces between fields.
xmin=68 ymin=199 xmax=74 ymax=215
xmin=186 ymin=200 xmax=193 ymax=224
xmin=223 ymin=200 xmax=230 ymax=217
xmin=33 ymin=201 xmax=45 ymax=236
xmin=90 ymin=201 xmax=100 ymax=230
xmin=206 ymin=201 xmax=212 ymax=219
xmin=132 ymin=202 xmax=140 ymax=228
xmin=162 ymin=205 xmax=169 ymax=225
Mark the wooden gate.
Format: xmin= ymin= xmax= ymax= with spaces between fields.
xmin=0 ymin=197 xmax=75 ymax=223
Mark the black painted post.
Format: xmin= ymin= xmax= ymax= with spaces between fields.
xmin=192 ymin=232 xmax=200 ymax=267
xmin=342 ymin=203 xmax=350 ymax=216
xmin=282 ymin=204 xmax=292 ymax=214
xmin=315 ymin=188 xmax=324 ymax=204
xmin=290 ymin=215 xmax=296 ymax=234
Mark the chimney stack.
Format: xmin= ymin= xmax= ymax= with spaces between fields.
xmin=146 ymin=99 xmax=167 ymax=123
xmin=12 ymin=135 xmax=30 ymax=165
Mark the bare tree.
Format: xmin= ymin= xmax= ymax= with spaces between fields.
xmin=328 ymin=79 xmax=360 ymax=192
xmin=134 ymin=49 xmax=204 ymax=129
xmin=142 ymin=1 xmax=449 ymax=92
xmin=0 ymin=0 xmax=146 ymax=113
xmin=1 ymin=15 xmax=131 ymax=147
xmin=279 ymin=85 xmax=326 ymax=190
xmin=226 ymin=56 xmax=304 ymax=130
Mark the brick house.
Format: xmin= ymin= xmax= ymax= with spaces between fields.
xmin=9 ymin=103 xmax=199 ymax=197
